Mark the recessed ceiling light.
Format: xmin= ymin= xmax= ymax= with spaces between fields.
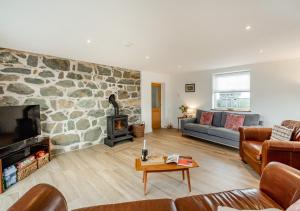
xmin=259 ymin=49 xmax=264 ymax=54
xmin=123 ymin=41 xmax=134 ymax=47
xmin=145 ymin=56 xmax=150 ymax=60
xmin=245 ymin=25 xmax=252 ymax=31
xmin=86 ymin=39 xmax=91 ymax=44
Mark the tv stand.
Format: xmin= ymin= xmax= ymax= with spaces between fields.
xmin=0 ymin=136 xmax=50 ymax=193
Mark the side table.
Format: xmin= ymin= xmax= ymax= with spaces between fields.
xmin=177 ymin=116 xmax=188 ymax=131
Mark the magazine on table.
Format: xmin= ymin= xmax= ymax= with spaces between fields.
xmin=166 ymin=154 xmax=193 ymax=167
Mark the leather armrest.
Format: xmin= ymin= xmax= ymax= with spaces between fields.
xmin=239 ymin=127 xmax=272 ymax=142
xmin=261 ymin=140 xmax=300 ymax=172
xmin=260 ymin=162 xmax=300 ymax=209
xmin=8 ymin=184 xmax=68 ymax=211
xmin=180 ymin=118 xmax=196 ymax=130
xmin=262 ymin=140 xmax=300 ymax=152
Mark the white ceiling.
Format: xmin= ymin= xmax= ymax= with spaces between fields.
xmin=1 ymin=0 xmax=300 ymax=73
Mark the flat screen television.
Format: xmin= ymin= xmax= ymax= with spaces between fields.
xmin=0 ymin=105 xmax=41 ymax=150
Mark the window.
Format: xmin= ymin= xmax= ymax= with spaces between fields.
xmin=213 ymin=71 xmax=250 ymax=111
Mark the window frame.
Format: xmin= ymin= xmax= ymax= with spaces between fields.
xmin=212 ymin=70 xmax=251 ymax=112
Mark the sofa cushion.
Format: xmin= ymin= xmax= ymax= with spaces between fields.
xmin=175 ymin=189 xmax=282 ymax=211
xmin=184 ymin=123 xmax=210 ymax=134
xmin=208 ymin=127 xmax=239 ymax=141
xmin=224 ymin=114 xmax=245 ymax=131
xmin=74 ymin=199 xmax=177 ymax=211
xmin=196 ymin=109 xmax=222 ymax=127
xmin=221 ymin=112 xmax=260 ymax=127
xmin=243 ymin=141 xmax=263 ymax=161
xmin=212 ymin=111 xmax=223 ymax=127
xmin=244 ymin=114 xmax=260 ymax=126
xmin=196 ymin=109 xmax=204 ymax=123
xmin=200 ymin=112 xmax=214 ymax=125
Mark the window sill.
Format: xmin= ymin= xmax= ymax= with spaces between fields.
xmin=211 ymin=108 xmax=251 ymax=112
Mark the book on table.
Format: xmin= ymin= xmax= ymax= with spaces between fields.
xmin=166 ymin=154 xmax=193 ymax=167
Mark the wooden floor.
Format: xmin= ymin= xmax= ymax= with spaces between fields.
xmin=0 ymin=129 xmax=259 ymax=210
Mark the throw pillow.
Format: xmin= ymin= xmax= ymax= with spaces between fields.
xmin=281 ymin=120 xmax=300 ymax=141
xmin=294 ymin=127 xmax=300 ymax=141
xmin=224 ymin=114 xmax=245 ymax=131
xmin=270 ymin=125 xmax=294 ymax=141
xmin=217 ymin=207 xmax=281 ymax=211
xmin=200 ymin=112 xmax=214 ymax=125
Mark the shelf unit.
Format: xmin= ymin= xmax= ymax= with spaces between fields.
xmin=0 ymin=136 xmax=51 ymax=193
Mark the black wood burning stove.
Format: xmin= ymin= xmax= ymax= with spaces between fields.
xmin=104 ymin=94 xmax=133 ymax=147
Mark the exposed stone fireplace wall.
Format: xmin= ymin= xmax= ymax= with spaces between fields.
xmin=0 ymin=48 xmax=141 ymax=155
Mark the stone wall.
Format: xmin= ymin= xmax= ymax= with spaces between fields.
xmin=0 ymin=48 xmax=141 ymax=155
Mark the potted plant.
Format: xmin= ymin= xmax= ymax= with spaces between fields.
xmin=179 ymin=105 xmax=188 ymax=117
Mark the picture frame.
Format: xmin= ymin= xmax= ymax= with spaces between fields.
xmin=185 ymin=83 xmax=195 ymax=92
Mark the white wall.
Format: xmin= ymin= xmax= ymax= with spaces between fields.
xmin=171 ymin=58 xmax=300 ymax=127
xmin=141 ymin=71 xmax=174 ymax=133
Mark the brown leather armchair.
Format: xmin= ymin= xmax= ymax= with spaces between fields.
xmin=239 ymin=120 xmax=300 ymax=174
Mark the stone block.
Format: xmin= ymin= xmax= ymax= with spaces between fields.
xmin=57 ymin=99 xmax=74 ymax=109
xmin=39 ymin=70 xmax=55 ymax=78
xmin=76 ymin=119 xmax=90 ymax=130
xmin=24 ymin=78 xmax=44 ymax=84
xmin=51 ymin=134 xmax=80 ymax=146
xmin=40 ymin=86 xmax=63 ymax=96
xmin=7 ymin=83 xmax=34 ymax=95
xmin=1 ymin=68 xmax=30 ymax=75
xmin=27 ymin=55 xmax=38 ymax=67
xmin=70 ymin=111 xmax=84 ymax=119
xmin=118 ymin=90 xmax=129 ymax=99
xmin=87 ymin=109 xmax=105 ymax=118
xmin=0 ymin=74 xmax=20 ymax=81
xmin=78 ymin=63 xmax=93 ymax=73
xmin=113 ymin=69 xmax=122 ymax=77
xmin=0 ymin=96 xmax=18 ymax=106
xmin=24 ymin=98 xmax=49 ymax=111
xmin=41 ymin=122 xmax=55 ymax=133
xmin=84 ymin=128 xmax=102 ymax=142
xmin=43 ymin=57 xmax=70 ymax=71
xmin=50 ymin=112 xmax=68 ymax=121
xmin=77 ymin=99 xmax=96 ymax=108
xmin=69 ymin=89 xmax=92 ymax=98
xmin=56 ymin=80 xmax=75 ymax=88
xmin=0 ymin=52 xmax=19 ymax=63
xmin=97 ymin=66 xmax=111 ymax=76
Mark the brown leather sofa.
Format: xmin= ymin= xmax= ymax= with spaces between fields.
xmin=8 ymin=162 xmax=300 ymax=211
xmin=239 ymin=120 xmax=300 ymax=174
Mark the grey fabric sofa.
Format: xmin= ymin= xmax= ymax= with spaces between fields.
xmin=181 ymin=110 xmax=260 ymax=148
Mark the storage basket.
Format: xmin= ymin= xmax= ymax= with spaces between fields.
xmin=3 ymin=165 xmax=17 ymax=190
xmin=37 ymin=153 xmax=49 ymax=169
xmin=17 ymin=160 xmax=37 ymax=181
xmin=133 ymin=123 xmax=145 ymax=138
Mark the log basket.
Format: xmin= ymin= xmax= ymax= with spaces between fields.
xmin=133 ymin=122 xmax=145 ymax=138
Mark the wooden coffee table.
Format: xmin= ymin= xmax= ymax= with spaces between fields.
xmin=135 ymin=157 xmax=199 ymax=195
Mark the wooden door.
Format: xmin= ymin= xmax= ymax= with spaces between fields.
xmin=152 ymin=83 xmax=161 ymax=129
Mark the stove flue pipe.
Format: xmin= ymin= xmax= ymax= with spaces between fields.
xmin=108 ymin=94 xmax=119 ymax=116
